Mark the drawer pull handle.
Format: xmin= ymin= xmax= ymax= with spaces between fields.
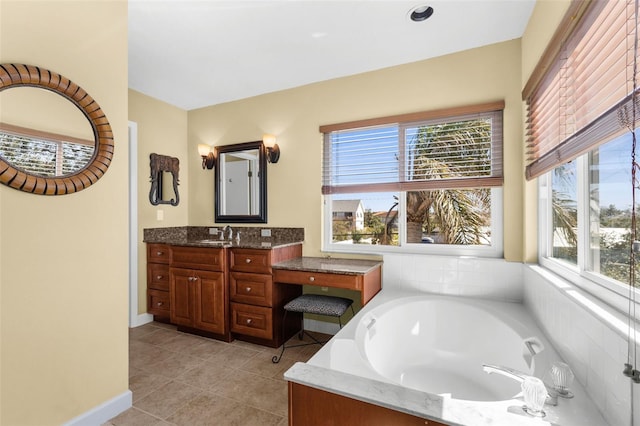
xmin=157 ymin=302 xmax=163 ymax=306
xmin=156 ymin=275 xmax=163 ymax=280
xmin=309 ymin=276 xmax=315 ymax=282
xmin=246 ymin=318 xmax=252 ymax=324
xmin=156 ymin=251 xmax=163 ymax=256
xmin=246 ymin=287 xmax=252 ymax=292
xmin=245 ymin=258 xmax=252 ymax=263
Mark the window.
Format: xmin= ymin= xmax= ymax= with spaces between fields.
xmin=528 ymin=0 xmax=640 ymax=306
xmin=321 ymin=102 xmax=504 ymax=256
xmin=588 ymin=137 xmax=632 ymax=284
xmin=550 ymin=161 xmax=577 ymax=267
xmin=540 ymin=132 xmax=635 ymax=301
xmin=0 ymin=123 xmax=94 ymax=177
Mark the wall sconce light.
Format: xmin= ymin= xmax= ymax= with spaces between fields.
xmin=263 ymin=134 xmax=280 ymax=164
xmin=198 ymin=144 xmax=215 ymax=169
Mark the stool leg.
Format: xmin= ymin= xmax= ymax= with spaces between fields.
xmin=298 ymin=316 xmax=304 ymax=340
xmin=337 ymin=304 xmax=354 ymax=330
xmin=272 ymin=310 xmax=289 ymax=364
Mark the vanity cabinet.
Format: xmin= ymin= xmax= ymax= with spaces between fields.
xmin=146 ymin=243 xmax=171 ymax=321
xmin=169 ymin=246 xmax=230 ymax=341
xmin=229 ymin=245 xmax=302 ymax=347
xmin=170 ymin=268 xmax=226 ymax=334
xmin=289 ymin=382 xmax=448 ymax=425
xmin=145 ymin=239 xmax=303 ymax=345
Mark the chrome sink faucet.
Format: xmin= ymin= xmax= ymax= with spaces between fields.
xmin=223 ymin=225 xmax=233 ymax=240
xmin=482 ymin=364 xmax=529 ymax=382
xmin=482 ymin=364 xmax=558 ymax=407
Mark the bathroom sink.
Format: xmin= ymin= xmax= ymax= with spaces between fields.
xmin=196 ymin=239 xmax=230 ymax=246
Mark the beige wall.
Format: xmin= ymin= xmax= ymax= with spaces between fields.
xmin=129 ymin=89 xmax=189 ymax=314
xmin=520 ymin=0 xmax=571 ymax=262
xmin=0 ymin=1 xmax=129 ymax=424
xmin=188 ymin=39 xmax=525 ymax=261
xmin=521 ymin=0 xmax=571 ymax=83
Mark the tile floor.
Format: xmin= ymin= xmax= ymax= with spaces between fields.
xmin=104 ymin=322 xmax=326 ymax=426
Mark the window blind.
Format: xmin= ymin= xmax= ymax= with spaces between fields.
xmin=0 ymin=133 xmax=58 ymax=176
xmin=321 ymin=104 xmax=503 ymax=195
xmin=0 ymin=123 xmax=94 ymax=177
xmin=524 ymin=0 xmax=640 ymax=180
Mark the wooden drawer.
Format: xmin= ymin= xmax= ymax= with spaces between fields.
xmin=230 ymin=302 xmax=273 ymax=340
xmin=147 ymin=243 xmax=170 ymax=264
xmin=230 ymin=272 xmax=273 ymax=307
xmin=170 ymin=246 xmax=225 ymax=271
xmin=148 ymin=289 xmax=170 ymax=316
xmin=148 ymin=263 xmax=170 ymax=291
xmin=273 ymin=269 xmax=361 ymax=291
xmin=230 ymin=249 xmax=271 ymax=274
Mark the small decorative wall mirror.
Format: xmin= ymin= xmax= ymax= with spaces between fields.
xmin=149 ymin=153 xmax=180 ymax=206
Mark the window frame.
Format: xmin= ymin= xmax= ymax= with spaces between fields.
xmin=323 ymin=188 xmax=503 ymax=257
xmin=321 ymin=103 xmax=505 ymax=257
xmin=538 ymin=156 xmax=640 ymax=315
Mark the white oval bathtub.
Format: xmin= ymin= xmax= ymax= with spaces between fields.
xmin=301 ymin=291 xmax=606 ymax=425
xmin=352 ymin=295 xmax=547 ymax=402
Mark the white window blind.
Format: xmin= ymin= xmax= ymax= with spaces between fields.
xmin=327 ymin=125 xmax=399 ymax=188
xmin=321 ymin=103 xmax=504 ymax=195
xmin=0 ymin=123 xmax=94 ymax=177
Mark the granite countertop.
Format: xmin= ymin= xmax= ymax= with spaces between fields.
xmin=145 ymin=237 xmax=302 ymax=250
xmin=272 ymin=257 xmax=382 ymax=275
xmin=143 ymin=226 xmax=304 ymax=250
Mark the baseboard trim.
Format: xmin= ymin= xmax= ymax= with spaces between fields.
xmin=304 ymin=318 xmax=340 ymax=335
xmin=63 ymin=390 xmax=132 ymax=426
xmin=131 ymin=313 xmax=154 ymax=328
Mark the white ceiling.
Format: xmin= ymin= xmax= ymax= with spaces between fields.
xmin=128 ymin=0 xmax=536 ymax=111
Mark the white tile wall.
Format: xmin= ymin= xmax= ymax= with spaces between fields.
xmin=381 ymin=253 xmax=524 ymax=301
xmin=381 ymin=254 xmax=639 ymax=425
xmin=524 ymin=265 xmax=637 ymax=426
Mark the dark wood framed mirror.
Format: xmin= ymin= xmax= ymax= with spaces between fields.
xmin=0 ymin=64 xmax=113 ymax=195
xmin=214 ymin=141 xmax=267 ymax=223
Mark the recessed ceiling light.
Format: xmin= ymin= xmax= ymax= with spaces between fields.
xmin=409 ymin=5 xmax=434 ymax=22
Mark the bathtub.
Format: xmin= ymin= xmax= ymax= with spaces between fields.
xmin=355 ymin=295 xmax=545 ymax=401
xmin=291 ymin=290 xmax=608 ymax=425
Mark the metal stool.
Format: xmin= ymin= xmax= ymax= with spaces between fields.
xmin=271 ymin=294 xmax=354 ymax=363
